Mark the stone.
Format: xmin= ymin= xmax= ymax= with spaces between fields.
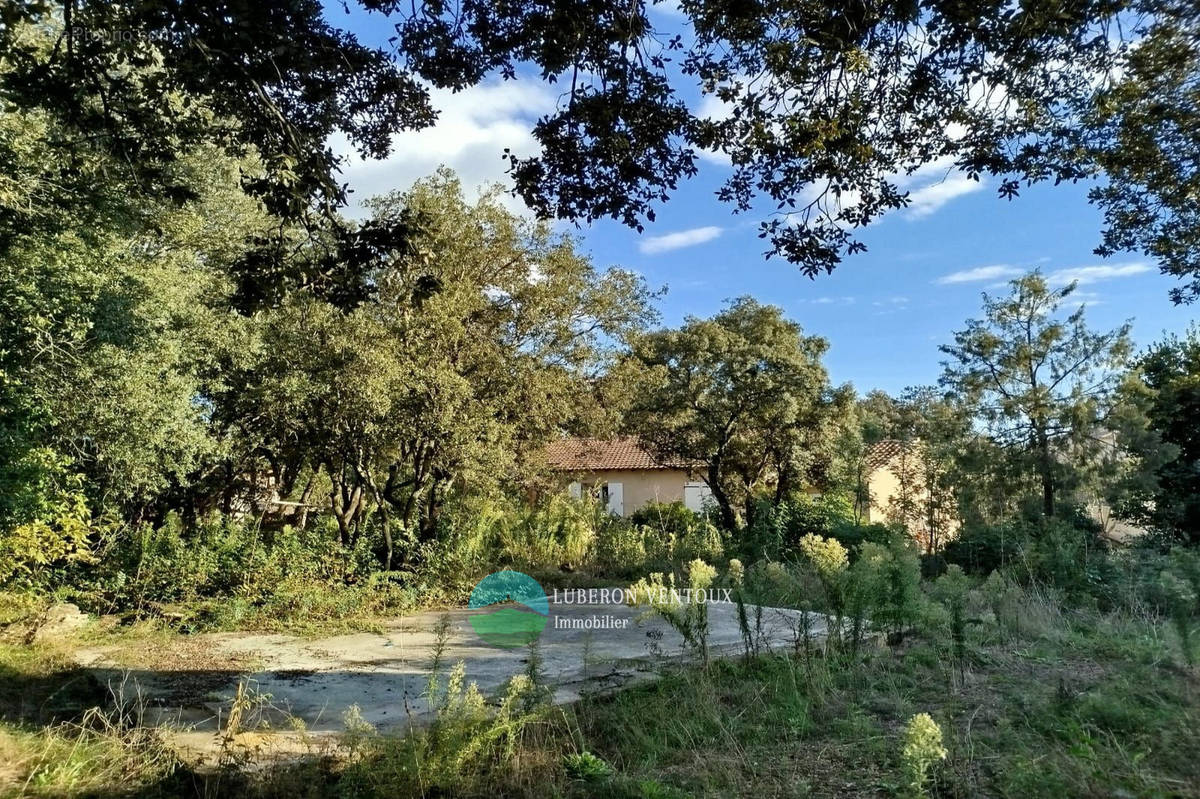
xmin=30 ymin=602 xmax=90 ymax=642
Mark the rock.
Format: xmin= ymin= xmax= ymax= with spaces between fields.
xmin=29 ymin=602 xmax=90 ymax=642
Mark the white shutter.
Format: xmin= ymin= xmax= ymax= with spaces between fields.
xmin=606 ymin=481 xmax=624 ymax=516
xmin=684 ymin=482 xmax=712 ymax=512
xmin=567 ymin=481 xmax=582 ymax=500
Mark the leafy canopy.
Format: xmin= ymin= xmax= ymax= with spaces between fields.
xmin=4 ymin=1 xmax=1200 ymax=298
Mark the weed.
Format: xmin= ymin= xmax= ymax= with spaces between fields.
xmin=563 ymin=750 xmax=613 ymax=783
xmin=900 ymin=713 xmax=947 ymax=798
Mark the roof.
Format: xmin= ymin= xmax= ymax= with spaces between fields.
xmin=865 ymin=439 xmax=906 ymax=470
xmin=545 ymin=436 xmax=690 ymax=472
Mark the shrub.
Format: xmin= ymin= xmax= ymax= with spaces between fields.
xmin=671 ymin=517 xmax=726 ymax=565
xmin=798 ymin=533 xmax=849 ymax=580
xmin=629 ymin=501 xmax=699 ymax=536
xmin=595 ymin=522 xmax=650 ymax=576
xmin=628 ymin=559 xmax=719 ymax=663
xmin=943 ymin=520 xmax=1026 ymax=576
xmin=945 ymin=513 xmax=1107 ymax=594
xmin=854 ymin=538 xmax=922 ymax=645
xmin=563 ymin=750 xmax=613 ymax=783
xmin=742 ymin=493 xmax=902 ymax=563
xmin=1152 ymin=551 xmax=1200 ymax=665
xmin=0 ymin=515 xmax=96 ymax=588
xmin=901 ymin=713 xmax=947 ymax=798
xmin=931 ymin=565 xmax=972 ymax=680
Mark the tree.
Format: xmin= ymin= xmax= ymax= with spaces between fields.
xmin=623 ymin=298 xmax=842 ymax=531
xmin=0 ymin=2 xmax=431 ymax=223
xmin=940 ymin=272 xmax=1133 ymax=518
xmin=884 ymin=388 xmax=970 ymax=554
xmin=387 ymin=0 xmax=1200 ymax=297
xmin=0 ymin=100 xmax=273 ymax=528
xmin=1123 ymin=327 xmax=1200 ymax=542
xmin=6 ymin=2 xmax=1200 ymax=300
xmin=1084 ymin=5 xmax=1200 ymax=303
xmin=227 ymin=172 xmax=657 ymax=563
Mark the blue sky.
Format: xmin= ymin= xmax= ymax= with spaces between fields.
xmin=326 ymin=3 xmax=1195 ymax=396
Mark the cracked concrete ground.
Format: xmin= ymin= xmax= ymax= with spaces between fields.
xmin=75 ymin=597 xmax=824 ymax=759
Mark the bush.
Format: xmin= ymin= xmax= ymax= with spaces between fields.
xmin=853 ymin=538 xmax=922 ymax=644
xmin=628 ymin=501 xmax=699 ymax=536
xmin=901 ymin=713 xmax=947 ymax=798
xmin=627 ymin=501 xmax=726 ymax=569
xmin=70 ymin=512 xmax=404 ymax=627
xmin=741 ymin=492 xmax=910 ymax=565
xmin=931 ymin=565 xmax=971 ymax=679
xmin=628 ymin=559 xmax=719 ymax=663
xmin=945 ymin=511 xmax=1108 ymax=595
xmin=943 ymin=520 xmax=1026 ymax=576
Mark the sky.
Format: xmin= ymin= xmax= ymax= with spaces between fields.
xmin=324 ymin=3 xmax=1196 ymax=396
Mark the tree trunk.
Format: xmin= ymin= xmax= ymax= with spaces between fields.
xmin=419 ymin=474 xmax=447 ymax=543
xmin=774 ymin=463 xmax=794 ymax=508
xmin=220 ymin=460 xmax=235 ymax=516
xmin=381 ymin=512 xmax=393 ymax=572
xmin=297 ymin=476 xmax=316 ymax=530
xmin=328 ymin=468 xmax=364 ymax=548
xmin=708 ymin=459 xmax=738 ymax=532
xmin=1037 ymin=429 xmax=1055 ymax=517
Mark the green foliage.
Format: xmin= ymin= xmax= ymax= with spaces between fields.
xmin=332 ymin=660 xmax=560 ymax=796
xmin=943 ymin=520 xmax=1025 ymax=576
xmin=941 ymin=271 xmax=1134 ymax=518
xmin=627 ymin=501 xmax=698 ymax=534
xmin=0 ymin=458 xmax=94 ymax=587
xmin=931 ymin=565 xmax=972 ymax=680
xmin=1126 ymin=325 xmax=1200 ymax=543
xmin=1149 ymin=551 xmax=1200 ymax=665
xmin=232 ymin=172 xmax=657 ymax=552
xmin=623 ymin=298 xmax=844 ymax=531
xmin=900 ymin=713 xmax=947 ymax=798
xmin=563 ymin=751 xmax=614 ymax=783
xmin=628 ymin=559 xmax=719 ymax=663
xmin=0 ymin=516 xmax=96 ymax=589
xmin=6 ymin=0 xmax=1198 ymax=300
xmin=430 ymin=495 xmax=726 ymax=586
xmin=853 ymin=539 xmax=923 ymax=644
xmin=743 ymin=492 xmax=888 ymax=562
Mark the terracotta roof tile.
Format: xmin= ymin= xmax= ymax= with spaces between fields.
xmin=545 ymin=436 xmax=688 ymax=471
xmin=865 ymin=439 xmax=905 ymax=470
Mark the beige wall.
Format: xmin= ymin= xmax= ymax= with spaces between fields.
xmin=865 ymin=454 xmax=961 ymax=552
xmin=865 ymin=465 xmax=901 ymax=524
xmin=567 ymin=468 xmax=693 ymax=516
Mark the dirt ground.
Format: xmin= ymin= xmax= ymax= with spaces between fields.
xmin=73 ymin=597 xmax=822 ymax=761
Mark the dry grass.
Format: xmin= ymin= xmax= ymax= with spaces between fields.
xmin=2 ymin=581 xmax=1200 ymax=798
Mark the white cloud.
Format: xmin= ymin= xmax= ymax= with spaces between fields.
xmin=1048 ymin=262 xmax=1151 ymax=286
xmin=894 ymin=156 xmax=985 ymax=218
xmin=904 ymin=174 xmax=985 ymax=217
xmin=935 ymin=260 xmax=1152 ymax=291
xmin=1069 ymin=289 xmax=1106 ymax=306
xmin=639 ymin=225 xmax=724 ymax=254
xmin=935 ymin=264 xmax=1024 ymax=285
xmin=799 ymin=295 xmax=855 ymax=305
xmin=332 ymin=81 xmax=557 ymax=217
xmin=782 ymin=155 xmax=984 ymax=224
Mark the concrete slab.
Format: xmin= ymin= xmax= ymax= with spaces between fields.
xmin=75 ymin=596 xmax=824 ymax=759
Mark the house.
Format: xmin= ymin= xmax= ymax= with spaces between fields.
xmin=862 ymin=439 xmax=961 ymax=552
xmin=545 ymin=436 xmax=712 ymax=517
xmin=862 ymin=437 xmax=1149 ymax=548
xmin=861 ymin=440 xmax=907 ymax=525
